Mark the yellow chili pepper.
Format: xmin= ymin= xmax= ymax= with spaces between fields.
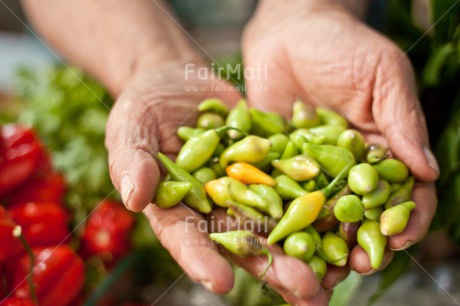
xmin=267 ymin=163 xmax=351 ymax=245
xmin=226 ymin=162 xmax=276 ymax=186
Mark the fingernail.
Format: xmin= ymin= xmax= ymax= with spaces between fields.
xmin=361 ymin=268 xmax=376 ymax=276
xmin=200 ymin=280 xmax=215 ymax=292
xmin=121 ymin=174 xmax=134 ymax=209
xmin=423 ymin=146 xmax=439 ymax=178
xmin=390 ymin=240 xmax=413 ymax=251
xmin=293 ymin=289 xmax=303 ymax=298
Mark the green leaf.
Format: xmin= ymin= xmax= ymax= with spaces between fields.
xmin=430 ymin=0 xmax=460 ymax=46
xmin=14 ymin=65 xmax=115 ymax=213
xmin=330 ymin=271 xmax=362 ymax=306
xmin=423 ymin=42 xmax=457 ymax=85
xmin=368 ymin=251 xmax=411 ymax=305
xmin=433 ymin=108 xmax=460 ymax=231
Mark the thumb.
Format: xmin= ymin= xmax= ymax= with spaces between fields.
xmin=106 ymin=98 xmax=163 ymax=212
xmin=373 ymin=53 xmax=439 ymax=182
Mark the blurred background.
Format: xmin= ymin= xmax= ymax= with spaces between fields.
xmin=0 ymin=0 xmax=460 ymax=305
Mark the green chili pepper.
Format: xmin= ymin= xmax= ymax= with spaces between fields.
xmin=274 ymin=175 xmax=309 ymax=200
xmin=316 ymin=107 xmax=348 ymax=128
xmin=362 ymin=179 xmax=390 ymax=209
xmin=307 ymin=255 xmax=327 ymax=281
xmin=197 ymin=98 xmax=229 ymax=117
xmin=271 ymin=155 xmax=321 ymax=181
xmin=177 ymin=127 xmax=205 ymax=142
xmin=268 ymin=134 xmax=290 ymax=155
xmin=314 ymin=184 xmax=351 ymax=232
xmin=365 ymin=144 xmax=389 ymax=164
xmin=364 ymin=207 xmax=384 ymax=221
xmin=291 ymin=100 xmax=321 ymax=129
xmin=390 ymin=183 xmax=403 ymax=193
xmin=267 ymin=164 xmax=350 ymax=245
xmin=197 ymin=112 xmax=225 ymax=130
xmin=226 ymin=99 xmax=252 ymax=139
xmin=192 ymin=167 xmax=217 ymax=184
xmin=302 ymin=180 xmax=317 ymax=192
xmin=357 ymin=220 xmax=387 ymax=269
xmin=334 ymin=195 xmax=365 ymax=223
xmin=154 ymin=181 xmax=192 ymax=208
xmin=309 ymin=125 xmax=346 ymax=145
xmin=271 ymin=141 xmax=300 ymax=177
xmin=289 ymin=129 xmax=325 ymax=149
xmin=283 ymin=232 xmax=316 ymax=262
xmin=208 ymin=157 xmax=226 ymax=178
xmin=280 ymin=141 xmax=299 ymax=159
xmin=249 ymin=184 xmax=283 ymax=219
xmin=157 ymin=153 xmax=212 ymax=213
xmin=176 ymin=126 xmax=235 ymax=173
xmin=227 ymin=201 xmax=277 ymax=233
xmin=320 ymin=232 xmax=349 ymax=266
xmin=302 ymin=142 xmax=356 ymax=178
xmin=339 ymin=221 xmax=360 ymax=249
xmin=219 ymin=135 xmax=271 ymax=168
xmin=228 ymin=181 xmax=275 ymax=217
xmin=212 ymin=143 xmax=226 ymax=158
xmin=250 ymin=108 xmax=286 ymax=137
xmin=380 ymin=201 xmax=416 ymax=236
xmin=385 ymin=177 xmax=414 ymax=209
xmin=372 ymin=158 xmax=409 ymax=184
xmin=305 ymin=225 xmax=322 ymax=251
xmin=337 ymin=129 xmax=365 ymax=162
xmin=251 ymin=152 xmax=279 ymax=172
xmin=347 ymin=163 xmax=379 ymax=195
xmin=209 ymin=230 xmax=272 ymax=277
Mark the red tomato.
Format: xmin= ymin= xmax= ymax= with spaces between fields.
xmin=8 ymin=172 xmax=66 ymax=205
xmin=0 ymin=206 xmax=23 ymax=262
xmin=0 ymin=125 xmax=47 ymax=195
xmin=80 ymin=200 xmax=135 ymax=261
xmin=8 ymin=202 xmax=69 ymax=247
xmin=6 ymin=246 xmax=85 ymax=306
xmin=1 ymin=297 xmax=37 ymax=306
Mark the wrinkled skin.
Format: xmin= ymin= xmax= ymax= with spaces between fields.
xmin=105 ymin=2 xmax=438 ymax=305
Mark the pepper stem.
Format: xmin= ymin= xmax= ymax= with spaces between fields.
xmin=214 ymin=126 xmax=247 ymax=138
xmin=258 ymin=248 xmax=273 ymax=278
xmin=321 ymin=162 xmax=353 ymax=198
xmin=13 ymin=226 xmax=38 ymax=304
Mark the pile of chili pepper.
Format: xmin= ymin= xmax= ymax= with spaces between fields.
xmin=156 ymin=98 xmax=417 ymax=279
xmin=0 ymin=124 xmax=135 ymax=306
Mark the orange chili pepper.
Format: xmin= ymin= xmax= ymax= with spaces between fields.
xmin=226 ymin=162 xmax=276 ymax=186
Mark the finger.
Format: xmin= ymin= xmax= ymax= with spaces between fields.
xmin=209 ymin=209 xmax=323 ymax=300
xmin=143 ymin=204 xmax=235 ymax=294
xmin=278 ymin=287 xmax=333 ymax=306
xmin=242 ymin=40 xmax=301 ymax=117
xmin=228 ymin=248 xmax=323 ymax=301
xmin=388 ymin=182 xmax=437 ymax=250
xmin=106 ymin=98 xmax=162 ymax=212
xmin=349 ymin=245 xmax=394 ymax=275
xmin=321 ymin=265 xmax=350 ymax=290
xmin=372 ymin=49 xmax=439 ymax=182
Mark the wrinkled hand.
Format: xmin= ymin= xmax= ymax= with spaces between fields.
xmin=243 ymin=0 xmax=438 ymax=292
xmin=105 ymin=64 xmax=341 ymax=303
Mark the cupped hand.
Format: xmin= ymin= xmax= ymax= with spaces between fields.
xmin=105 ymin=63 xmax=336 ymax=304
xmin=243 ymin=0 xmax=438 ymax=277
